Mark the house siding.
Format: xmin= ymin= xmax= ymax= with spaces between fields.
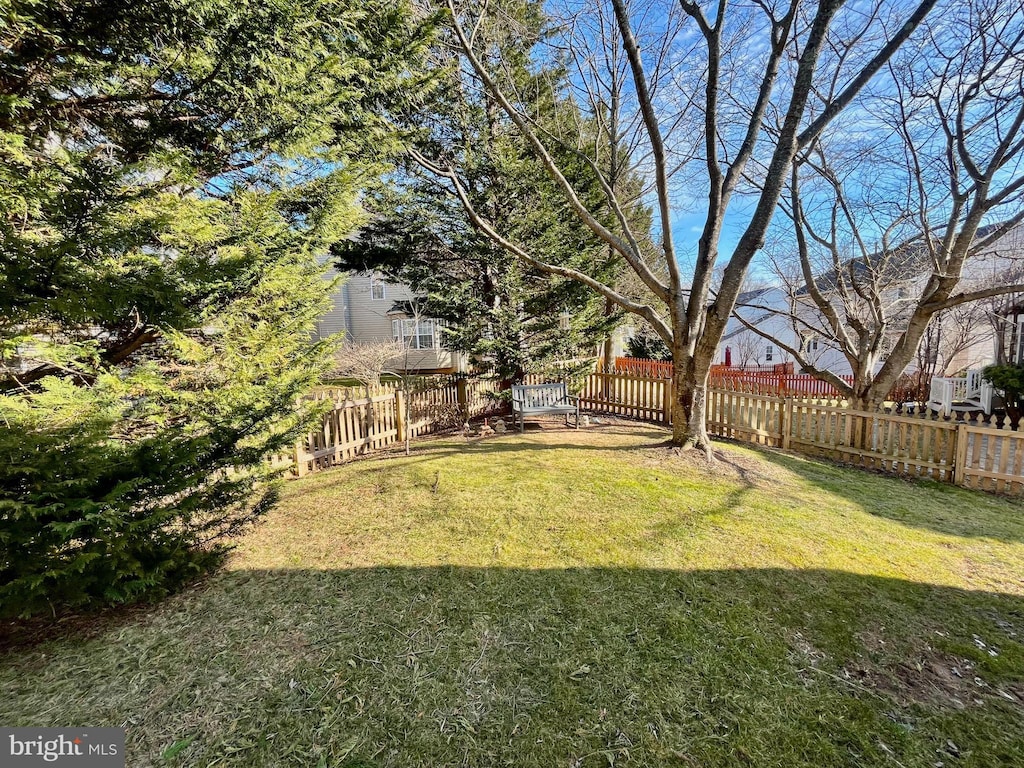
xmin=314 ymin=271 xmax=466 ymax=373
xmin=313 ymin=271 xmax=349 ymax=340
xmin=719 ymin=223 xmax=1024 ymax=379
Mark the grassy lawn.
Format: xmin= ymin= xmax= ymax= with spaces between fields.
xmin=3 ymin=423 xmax=1024 ymax=767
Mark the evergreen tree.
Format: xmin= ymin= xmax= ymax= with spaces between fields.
xmin=336 ymin=0 xmax=647 ymax=382
xmin=0 ymin=0 xmax=430 ymax=615
xmin=626 ymin=327 xmax=672 ymax=361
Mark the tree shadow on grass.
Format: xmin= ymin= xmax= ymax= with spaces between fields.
xmin=370 ymin=425 xmax=1024 ymax=544
xmin=729 ymin=440 xmax=1024 ymax=544
xmin=2 ymin=566 xmax=1022 ymax=767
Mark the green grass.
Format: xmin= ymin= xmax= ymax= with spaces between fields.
xmin=3 ymin=423 xmax=1024 ymax=767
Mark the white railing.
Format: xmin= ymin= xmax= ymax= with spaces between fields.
xmin=967 ymin=369 xmax=983 ymax=398
xmin=981 ymin=379 xmax=995 ymax=413
xmin=929 ymin=369 xmax=996 ymax=416
xmin=930 ymin=377 xmax=955 ymax=416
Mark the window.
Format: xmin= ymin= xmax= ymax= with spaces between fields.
xmin=392 ymin=318 xmax=437 ymax=350
xmin=765 ymin=344 xmax=774 ymax=362
xmin=370 ymin=274 xmax=385 ymax=300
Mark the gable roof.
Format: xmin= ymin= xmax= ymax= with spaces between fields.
xmin=723 ymin=287 xmax=780 ymax=341
xmin=797 ymin=219 xmax=1019 ymax=296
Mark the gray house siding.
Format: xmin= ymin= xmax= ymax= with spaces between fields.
xmin=314 ymin=271 xmax=467 ymax=373
xmin=313 ymin=271 xmax=350 ymax=339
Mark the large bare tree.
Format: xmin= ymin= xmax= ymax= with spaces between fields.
xmin=734 ymin=0 xmax=1024 ymax=409
xmin=412 ymin=0 xmax=938 ymax=449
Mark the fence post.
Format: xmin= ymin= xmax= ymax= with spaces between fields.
xmin=395 ymin=389 xmax=407 ymax=443
xmin=456 ymin=377 xmax=469 ymax=421
xmin=293 ymin=435 xmax=307 ymax=478
xmin=780 ymin=397 xmax=793 ymax=450
xmin=953 ymin=420 xmax=968 ymax=487
xmin=662 ymin=376 xmax=674 ymax=425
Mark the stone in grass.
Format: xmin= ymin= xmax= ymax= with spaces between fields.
xmin=493 ymin=418 xmax=507 ymax=433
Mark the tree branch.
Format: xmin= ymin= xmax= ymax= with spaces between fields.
xmin=610 ymin=0 xmax=680 ymax=290
xmin=409 ymin=149 xmax=673 ymax=342
xmin=797 ymin=0 xmax=939 ymax=149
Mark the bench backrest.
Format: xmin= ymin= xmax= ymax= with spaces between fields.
xmin=512 ymin=383 xmax=568 ymax=408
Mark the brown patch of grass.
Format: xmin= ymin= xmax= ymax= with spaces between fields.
xmin=634 ymin=441 xmax=792 ymax=487
xmin=846 ymin=646 xmax=1019 ymax=710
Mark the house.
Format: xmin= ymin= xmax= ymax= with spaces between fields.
xmin=1005 ymin=300 xmax=1024 ymax=365
xmin=720 ymin=286 xmax=855 ymax=374
xmin=723 ymin=221 xmax=1024 ymax=382
xmin=314 ymin=271 xmax=468 ymax=373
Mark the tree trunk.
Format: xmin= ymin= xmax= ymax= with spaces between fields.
xmin=602 ymin=294 xmax=614 ymax=372
xmin=850 ymin=396 xmax=873 ymax=412
xmin=670 ymin=350 xmax=713 ymax=453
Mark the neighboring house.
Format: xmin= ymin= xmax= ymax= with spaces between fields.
xmin=724 ymin=221 xmax=1024 ymax=378
xmin=721 ymin=287 xmax=855 ymax=374
xmin=314 ymin=271 xmax=468 ymax=373
xmin=1002 ymin=299 xmax=1024 ymax=365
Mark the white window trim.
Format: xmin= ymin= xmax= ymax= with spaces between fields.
xmin=370 ymin=274 xmax=386 ymax=301
xmin=1015 ymin=312 xmax=1024 ymax=364
xmin=392 ymin=318 xmax=440 ymax=350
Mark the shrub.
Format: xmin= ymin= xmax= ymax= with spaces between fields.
xmin=0 ymin=0 xmax=428 ymax=616
xmin=982 ymin=363 xmax=1024 ymax=424
xmin=0 ymin=248 xmax=333 ymax=617
xmin=626 ymin=327 xmax=672 ymax=361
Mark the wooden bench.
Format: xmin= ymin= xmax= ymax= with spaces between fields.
xmin=511 ymin=383 xmax=580 ymax=432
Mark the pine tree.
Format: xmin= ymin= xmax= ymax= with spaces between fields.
xmin=0 ymin=0 xmax=431 ymax=615
xmin=336 ymin=0 xmax=647 ymax=383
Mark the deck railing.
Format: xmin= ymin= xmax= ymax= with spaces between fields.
xmin=928 ymin=369 xmax=996 ymax=416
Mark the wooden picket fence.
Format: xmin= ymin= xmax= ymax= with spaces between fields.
xmin=711 ymin=371 xmax=856 ymax=397
xmin=615 ymin=357 xmax=794 ymax=378
xmin=287 ymin=376 xmax=501 ymax=476
xmin=613 ymin=357 xmax=673 ymax=378
xmin=580 ymin=372 xmax=672 ymax=423
xmin=582 ymin=372 xmax=1023 ymax=495
xmin=282 ymin=369 xmax=1023 ymax=495
xmin=614 ymin=357 xmax=934 ymax=402
xmin=957 ymin=416 xmax=1024 ymax=494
